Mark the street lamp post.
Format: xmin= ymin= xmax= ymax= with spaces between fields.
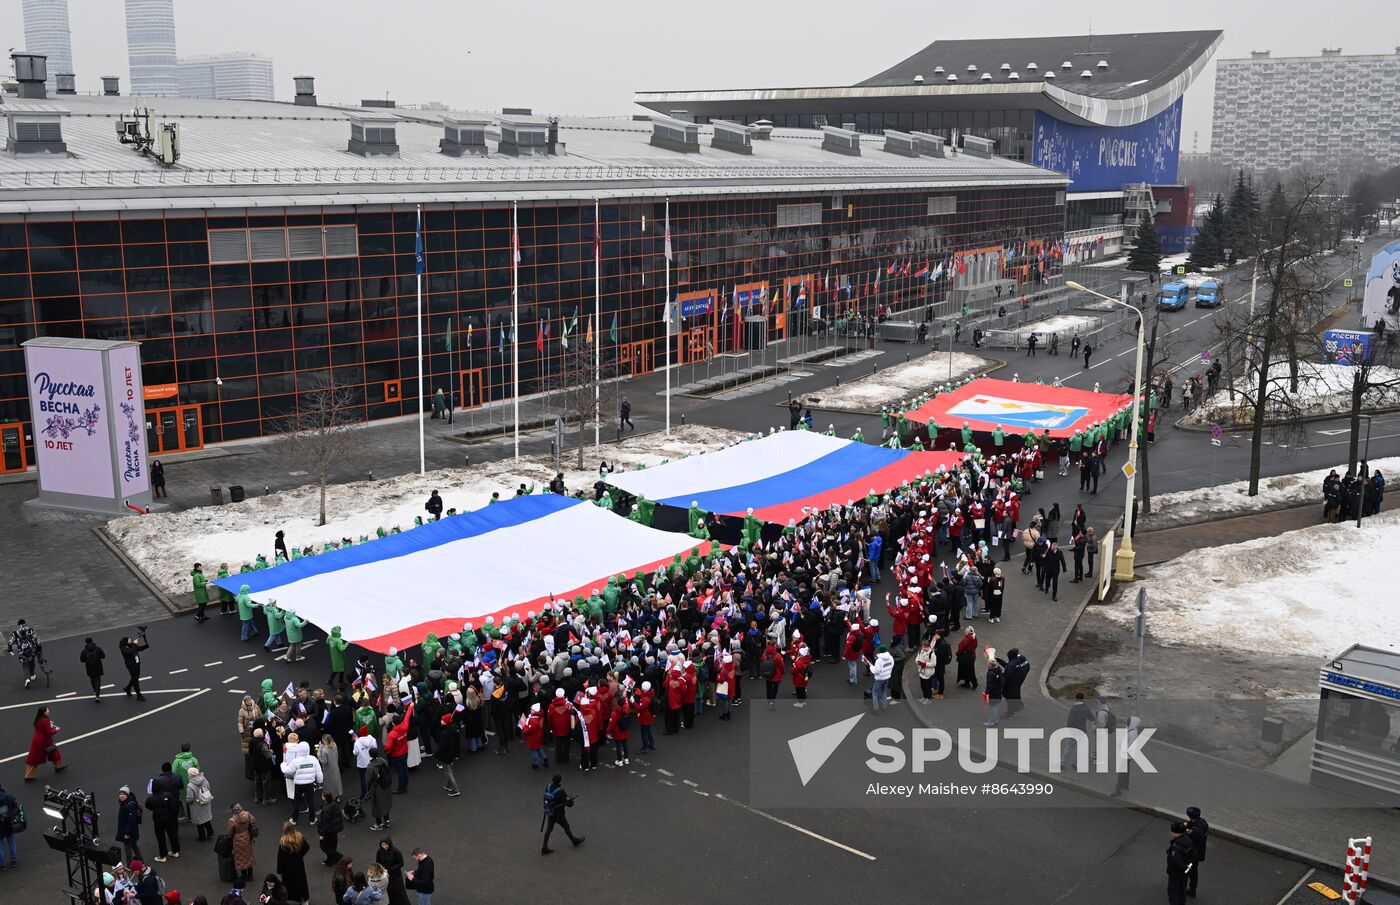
xmin=1067 ymin=281 xmax=1145 ymax=582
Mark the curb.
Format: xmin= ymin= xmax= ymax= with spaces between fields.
xmin=92 ymin=525 xmax=193 ymax=618
xmin=1172 ymin=403 xmax=1400 ymax=434
xmin=1135 ymin=501 xmax=1321 ymax=540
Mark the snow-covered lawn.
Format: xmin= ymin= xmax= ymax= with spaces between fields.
xmin=802 ymin=351 xmax=992 ymax=412
xmin=1140 ymin=454 xmax=1400 ymax=530
xmin=1181 ymin=363 xmax=1400 ymax=427
xmin=1003 ymin=313 xmax=1101 ymax=341
xmin=108 ymin=424 xmax=745 ymax=597
xmin=1104 ymin=508 xmax=1400 ymax=660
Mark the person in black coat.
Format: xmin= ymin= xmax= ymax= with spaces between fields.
xmin=275 ymin=824 xmax=310 ymax=905
xmin=150 ymin=459 xmax=166 ymax=498
xmin=424 ymin=490 xmax=444 ymax=522
xmin=326 ymin=694 xmax=355 ymax=769
xmin=1043 ymin=542 xmax=1067 ymax=601
xmin=434 ymin=713 xmax=462 ymax=797
xmin=1002 ymin=648 xmax=1030 ymax=716
xmin=406 ymin=848 xmax=435 ymax=899
xmin=1185 ymin=807 xmax=1209 ymax=897
xmin=120 ymin=633 xmax=148 ymax=701
xmin=146 ymin=764 xmax=181 ymax=861
xmin=316 ymin=792 xmax=344 ymax=866
xmin=1166 ymin=822 xmax=1198 ymax=905
xmin=115 ymin=785 xmax=144 ymax=864
xmin=982 ymin=651 xmax=1006 ymax=727
xmin=1071 ymin=530 xmax=1087 ymax=582
xmin=79 ymin=638 xmax=105 ymax=700
xmin=376 ymin=836 xmax=410 ymax=905
xmin=932 ymin=630 xmax=951 ymax=698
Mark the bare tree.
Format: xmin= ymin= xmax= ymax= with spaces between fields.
xmin=277 ymin=376 xmax=369 ymax=526
xmin=540 ymin=338 xmax=622 ymax=469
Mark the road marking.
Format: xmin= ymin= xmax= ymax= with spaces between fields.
xmin=656 ymin=768 xmax=674 ymax=777
xmin=0 ymin=688 xmax=205 ymax=712
xmin=238 ymin=653 xmax=257 ymax=660
xmin=168 ymin=668 xmax=188 ymax=675
xmin=222 ymin=676 xmax=239 ymax=684
xmin=1273 ymin=867 xmax=1315 ymax=905
xmin=658 ymin=779 xmax=675 ymax=786
xmin=141 ymin=676 xmax=152 ymax=681
xmin=713 ymin=793 xmax=877 ymax=861
xmin=101 ymin=683 xmax=114 ymax=690
xmin=248 ymin=664 xmax=265 ymax=673
xmin=204 ymin=661 xmax=223 ymax=667
xmin=1315 ymin=428 xmax=1349 ymax=436
xmin=228 ymin=689 xmax=245 ymax=694
xmin=56 ymin=691 xmax=77 ymax=698
xmin=682 ymin=779 xmax=699 ymax=787
xmin=0 ymin=689 xmax=211 ymax=764
xmin=1313 ymin=430 xmax=1400 ymax=448
xmin=692 ymin=789 xmax=710 ymax=797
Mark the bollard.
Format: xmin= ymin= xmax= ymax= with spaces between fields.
xmin=836 ymin=374 xmax=841 ymax=385
xmin=463 ymin=455 xmax=470 ymax=468
xmin=264 ymin=485 xmax=270 ymax=496
xmin=368 ymin=471 xmax=374 ymax=481
xmin=681 ymin=413 xmax=686 ymax=425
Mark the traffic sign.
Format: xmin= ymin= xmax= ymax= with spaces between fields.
xmin=1344 ymin=278 xmax=1354 ymax=288
xmin=1175 ymin=265 xmax=1187 ymax=275
xmin=1210 ymin=424 xmax=1223 ymax=440
xmin=1121 ymin=462 xmax=1136 ymax=479
xmin=1201 ymin=349 xmax=1211 ymax=362
xmin=1210 ymin=438 xmax=1221 ymax=447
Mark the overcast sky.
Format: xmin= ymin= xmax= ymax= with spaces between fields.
xmin=3 ymin=0 xmax=1390 ymax=149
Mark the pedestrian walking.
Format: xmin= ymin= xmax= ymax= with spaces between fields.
xmin=1082 ymin=343 xmax=1093 ymax=369
xmin=434 ymin=713 xmax=462 ymax=796
xmin=79 ymin=637 xmax=106 ymax=700
xmin=366 ymin=749 xmax=392 ymax=831
xmin=282 ymin=740 xmax=323 ymax=826
xmin=276 ymin=822 xmax=310 ymax=905
xmin=1003 ymin=648 xmax=1029 ymax=715
xmin=405 ymin=848 xmax=435 ymax=905
xmin=191 ymin=563 xmax=210 ymax=623
xmin=226 ymin=804 xmax=256 ymax=881
xmin=540 ymin=774 xmax=584 ymax=855
xmin=316 ymin=793 xmax=343 ymax=867
xmin=1185 ymin=806 xmax=1209 ymax=898
xmin=869 ymin=645 xmax=894 ymax=712
xmin=619 ymin=397 xmax=634 ymax=431
xmin=317 ymin=734 xmax=343 ymax=801
xmin=151 ymin=459 xmax=166 ymax=498
xmin=172 ymin=743 xmax=200 ymax=820
xmin=146 ymin=763 xmax=181 ymax=862
xmin=1166 ymin=821 xmax=1198 ymax=905
xmin=24 ymin=705 xmax=65 ymax=781
xmin=1086 ymin=527 xmax=1099 ymax=575
xmin=1043 ymin=541 xmax=1066 ymax=600
xmin=1070 ymin=334 xmax=1081 ymax=358
xmin=120 ymin=631 xmax=149 ymax=700
xmin=1026 ymin=334 xmax=1038 ymax=356
xmin=954 ymin=627 xmax=979 ymax=689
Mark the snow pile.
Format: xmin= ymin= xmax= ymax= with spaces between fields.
xmin=108 ymin=424 xmax=745 ymax=597
xmin=1001 ymin=313 xmax=1101 ymax=341
xmin=803 ymin=352 xmax=992 ymax=412
xmin=1183 ymin=363 xmax=1400 ymax=427
xmin=1141 ymin=455 xmax=1400 ymax=529
xmin=1104 ymin=508 xmax=1400 ymax=660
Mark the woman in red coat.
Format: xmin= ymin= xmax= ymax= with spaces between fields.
xmin=634 ymin=683 xmax=657 ymax=752
xmin=25 ymin=706 xmax=66 ymax=781
xmin=791 ymin=646 xmax=812 ymax=703
xmin=606 ymin=701 xmax=632 ymax=765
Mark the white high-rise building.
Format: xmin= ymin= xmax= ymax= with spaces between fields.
xmin=21 ymin=0 xmax=74 ymax=93
xmin=1212 ymin=47 xmax=1400 ymax=169
xmin=178 ymin=53 xmax=275 ymax=101
xmin=125 ymin=0 xmax=179 ymax=95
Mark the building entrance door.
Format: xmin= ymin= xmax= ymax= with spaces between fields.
xmin=146 ymin=405 xmax=204 ymax=455
xmin=0 ymin=423 xmax=26 ymax=473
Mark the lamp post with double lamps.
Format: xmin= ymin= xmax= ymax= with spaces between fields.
xmin=1067 ymin=280 xmax=1145 ymax=582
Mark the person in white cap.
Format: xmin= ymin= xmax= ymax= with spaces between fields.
xmin=982 ymin=647 xmax=1006 ymax=727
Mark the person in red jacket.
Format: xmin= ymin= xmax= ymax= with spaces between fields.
xmin=547 ymin=688 xmax=574 ymax=766
xmin=634 ymin=682 xmax=657 ymax=752
xmin=606 ymin=700 xmax=632 ymax=765
xmin=842 ymin=621 xmax=864 ymax=686
xmin=680 ymin=662 xmax=698 ymax=730
xmin=576 ymin=687 xmax=602 ymax=773
xmin=662 ymin=668 xmax=685 ymax=736
xmin=760 ymin=641 xmax=785 ymax=709
xmin=384 ymin=701 xmax=414 ymax=793
xmin=791 ymin=646 xmax=812 ymax=704
xmin=887 ymin=592 xmax=908 ymax=651
xmin=521 ymin=702 xmax=548 ymax=770
xmin=714 ymin=654 xmax=735 ymax=721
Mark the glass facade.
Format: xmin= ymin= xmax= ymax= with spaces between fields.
xmin=0 ymin=185 xmax=1062 ymax=459
xmin=713 ymin=110 xmax=1037 ymax=162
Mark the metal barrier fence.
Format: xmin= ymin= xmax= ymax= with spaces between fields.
xmin=978 ymin=307 xmax=1130 ymax=352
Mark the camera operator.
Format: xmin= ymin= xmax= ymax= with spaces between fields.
xmin=120 ymin=627 xmax=150 ymax=702
xmin=5 ymin=618 xmax=41 ymax=687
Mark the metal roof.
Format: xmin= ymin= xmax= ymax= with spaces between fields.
xmin=0 ymin=94 xmax=1065 ymax=215
xmin=636 ymin=30 xmax=1222 ymax=128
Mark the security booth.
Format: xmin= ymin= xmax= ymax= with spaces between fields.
xmin=1311 ymin=645 xmax=1400 ymax=806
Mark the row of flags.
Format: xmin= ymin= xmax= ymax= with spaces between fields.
xmin=438 ymin=308 xmax=621 ymax=355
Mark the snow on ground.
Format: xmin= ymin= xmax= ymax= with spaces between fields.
xmin=803 ymin=351 xmax=992 ymax=412
xmin=1001 ymin=313 xmax=1100 ymax=341
xmin=108 ymin=424 xmax=745 ymax=597
xmin=1181 ymin=363 xmax=1400 ymax=427
xmin=1084 ymin=255 xmax=1129 ymax=269
xmin=1140 ymin=454 xmax=1400 ymax=530
xmin=1103 ymin=508 xmax=1400 ymax=660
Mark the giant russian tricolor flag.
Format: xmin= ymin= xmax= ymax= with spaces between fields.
xmin=904 ymin=377 xmax=1131 ymax=439
xmin=210 ymin=495 xmax=707 ymax=653
xmin=606 ymin=432 xmax=962 ymax=526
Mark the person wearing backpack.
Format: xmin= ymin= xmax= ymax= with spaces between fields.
xmin=607 ymin=700 xmax=632 ymax=766
xmin=129 ymin=858 xmax=165 ymax=905
xmin=0 ymin=781 xmax=20 ymax=870
xmin=539 ymin=775 xmax=583 ymax=856
xmin=366 ymin=749 xmax=392 ymax=832
xmin=760 ymin=640 xmax=786 ymax=709
xmin=114 ymin=786 xmax=144 ymax=865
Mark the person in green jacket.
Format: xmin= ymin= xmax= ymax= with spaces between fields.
xmin=897 ymin=413 xmax=910 ymax=443
xmin=327 ymin=626 xmax=349 ymax=687
xmin=629 ymin=497 xmax=656 ymax=527
xmin=852 ymin=427 xmax=864 ymax=442
xmin=595 ymin=491 xmax=614 ymax=510
xmin=282 ymin=610 xmax=306 ymax=662
xmin=742 ymin=509 xmax=763 ymax=548
xmin=171 ymin=742 xmax=200 ymax=810
xmin=961 ymin=421 xmax=973 ymax=448
xmin=262 ymin=600 xmax=286 ymax=652
xmin=253 ymin=553 xmax=269 ymax=570
xmin=880 ymin=407 xmax=891 ymax=431
xmin=191 ymin=564 xmax=209 ymax=623
xmin=216 ymin=563 xmax=234 ymax=615
xmin=260 ymin=677 xmax=279 ymax=715
xmin=687 ymin=501 xmax=708 ymax=539
xmin=601 ymin=577 xmax=621 ymax=614
xmin=384 ymin=647 xmax=404 ymax=679
xmin=992 ymin=424 xmax=1005 ymax=450
xmin=236 ymin=585 xmax=258 ymax=642
xmin=353 ymin=701 xmax=380 ymax=740
xmin=421 ymin=632 xmax=442 ymax=670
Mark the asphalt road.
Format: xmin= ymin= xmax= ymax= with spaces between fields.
xmin=2 ymin=617 xmax=1310 ymax=904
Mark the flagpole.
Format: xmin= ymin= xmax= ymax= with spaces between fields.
xmin=415 ymin=204 xmax=425 ymax=476
xmin=594 ymin=199 xmax=601 ymax=448
xmin=511 ymin=200 xmax=520 ymax=460
xmin=664 ymin=198 xmax=671 ymax=436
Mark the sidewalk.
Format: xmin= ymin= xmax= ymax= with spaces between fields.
xmin=901 ymin=506 xmax=1400 ymax=888
xmin=1133 ymin=503 xmax=1323 ymax=565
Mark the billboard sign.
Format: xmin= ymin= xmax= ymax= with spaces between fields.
xmin=1032 ymin=98 xmax=1182 ymax=192
xmin=1323 ymin=330 xmax=1373 ymax=365
xmin=22 ymin=338 xmax=151 ymax=513
xmin=1360 ymin=241 xmax=1400 ymax=328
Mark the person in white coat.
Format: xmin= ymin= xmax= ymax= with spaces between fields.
xmin=869 ymin=645 xmax=895 ymax=712
xmin=185 ymin=767 xmax=214 ymax=841
xmin=353 ymin=726 xmax=377 ymax=799
xmin=282 ymin=740 xmax=323 ymax=825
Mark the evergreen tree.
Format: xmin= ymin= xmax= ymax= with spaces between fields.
xmin=1263 ymin=181 xmax=1287 ymax=248
xmin=1187 ymin=194 xmax=1227 ymax=271
xmin=1126 ymin=213 xmax=1162 ymax=275
xmin=1224 ymin=169 xmax=1260 ymax=260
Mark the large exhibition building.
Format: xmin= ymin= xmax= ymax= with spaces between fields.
xmin=636 ymin=30 xmax=1221 ymax=255
xmin=0 ymin=60 xmax=1067 ymax=467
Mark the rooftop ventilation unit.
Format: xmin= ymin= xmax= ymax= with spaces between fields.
xmin=933 ymin=65 xmax=945 ymax=75
xmin=1097 ymin=60 xmax=1109 ymax=69
xmin=649 ymin=115 xmax=700 ymax=153
xmin=960 ymin=134 xmax=994 ymax=159
xmin=1080 ymin=69 xmax=1093 ymax=78
xmin=440 ymin=116 xmax=490 ymax=156
xmin=502 ymin=107 xmax=532 ymax=116
xmin=710 ymin=119 xmax=753 ymax=155
xmin=1009 ymin=72 xmax=1020 ymax=80
xmin=1026 ymin=62 xmax=1038 ymax=70
xmin=912 ymin=74 xmax=924 ymax=84
xmin=293 ymin=75 xmax=317 ymax=106
xmin=882 ymin=129 xmax=919 ymax=158
xmin=965 ymin=64 xmax=977 ymax=72
xmin=546 ymin=117 xmax=565 ymax=156
xmin=5 ymin=105 xmax=68 ymax=154
xmin=1000 ymin=63 xmax=1011 ymax=71
xmin=54 ymin=73 xmax=76 ymax=95
xmin=910 ymin=131 xmax=945 ymax=158
xmin=980 ymin=72 xmax=992 ymax=81
xmin=346 ymin=111 xmax=399 ymax=157
xmin=101 ymin=76 xmax=120 ymax=96
xmin=12 ymin=53 xmax=48 ymax=100
xmin=361 ymin=98 xmax=395 ymax=109
xmin=1061 ymin=60 xmax=1073 ymax=69
xmin=946 ymin=73 xmax=958 ymax=82
xmin=751 ymin=119 xmax=774 ymax=140
xmin=499 ymin=117 xmax=551 ymax=157
xmin=821 ymin=125 xmax=861 ymax=157
xmin=1043 ymin=70 xmax=1055 ymax=79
